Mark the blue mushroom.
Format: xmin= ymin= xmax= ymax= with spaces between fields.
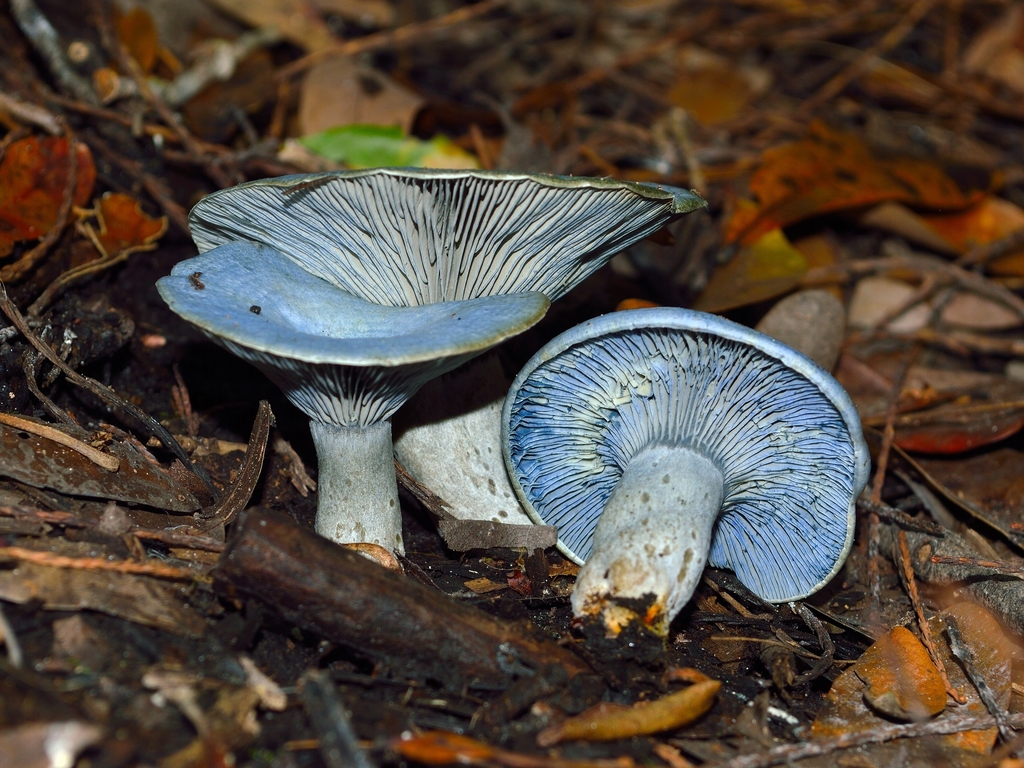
xmin=159 ymin=169 xmax=705 ymax=554
xmin=503 ymin=308 xmax=870 ymax=634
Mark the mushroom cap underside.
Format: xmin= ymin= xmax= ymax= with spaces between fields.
xmin=502 ymin=307 xmax=871 ymax=603
xmin=188 ymin=168 xmax=706 ymax=306
xmin=157 ymin=242 xmax=550 ymax=366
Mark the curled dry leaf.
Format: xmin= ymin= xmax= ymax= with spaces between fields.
xmin=693 ymin=227 xmax=807 ymax=313
xmin=812 ymin=604 xmax=1014 ymax=759
xmin=393 ymin=730 xmax=634 ymax=768
xmin=0 ymin=136 xmax=96 ymax=257
xmin=87 ymin=191 xmax=169 ymax=257
xmin=536 ymin=673 xmax=720 ymax=747
xmin=723 ymin=121 xmax=986 ymax=246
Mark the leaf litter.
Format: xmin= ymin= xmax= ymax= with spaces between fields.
xmin=3 ymin=1 xmax=1024 ymax=767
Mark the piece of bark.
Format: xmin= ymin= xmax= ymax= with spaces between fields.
xmin=0 ymin=423 xmax=200 ymax=513
xmin=438 ymin=519 xmax=557 ymax=552
xmin=880 ymin=524 xmax=1024 ymax=636
xmin=212 ymin=508 xmax=587 ymax=690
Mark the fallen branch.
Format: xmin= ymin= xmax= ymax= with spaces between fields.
xmin=212 ymin=508 xmax=588 ymax=691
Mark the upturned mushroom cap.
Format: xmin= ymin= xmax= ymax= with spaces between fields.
xmin=157 ymin=242 xmax=549 ymax=425
xmin=502 ymin=307 xmax=870 ymax=604
xmin=187 ymin=168 xmax=705 ymax=306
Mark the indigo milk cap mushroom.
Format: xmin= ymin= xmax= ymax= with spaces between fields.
xmin=162 ymin=169 xmax=702 ymax=554
xmin=158 ymin=241 xmax=549 ymax=552
xmin=502 ymin=307 xmax=870 ymax=634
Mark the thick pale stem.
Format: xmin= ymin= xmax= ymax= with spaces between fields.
xmin=309 ymin=420 xmax=404 ymax=555
xmin=571 ymin=445 xmax=723 ymax=634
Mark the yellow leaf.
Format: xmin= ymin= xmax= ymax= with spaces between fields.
xmin=693 ymin=228 xmax=807 ymax=313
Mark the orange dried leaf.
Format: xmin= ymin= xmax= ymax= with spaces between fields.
xmin=858 ymin=626 xmax=946 ymax=721
xmin=922 ymin=197 xmax=1024 ymax=258
xmin=463 ymin=576 xmax=506 ymax=594
xmin=669 ymin=46 xmax=770 ymax=126
xmin=537 ymin=678 xmax=719 ymax=747
xmin=812 ymin=626 xmax=945 ymax=740
xmin=0 ymin=137 xmax=96 ymax=258
xmin=668 ymin=68 xmax=753 ymax=125
xmin=91 ymin=192 xmax=168 ymax=257
xmin=117 ymin=7 xmax=159 ymax=73
xmin=723 ymin=122 xmax=985 ymax=245
xmin=616 ymin=298 xmax=660 ymax=311
xmin=392 ymin=731 xmax=496 ymax=764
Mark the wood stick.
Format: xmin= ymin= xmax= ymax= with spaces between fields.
xmin=212 ymin=508 xmax=588 ymax=691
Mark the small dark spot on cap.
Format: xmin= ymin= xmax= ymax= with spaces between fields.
xmin=189 ymin=272 xmax=205 ymax=290
xmin=250 ymin=305 xmax=262 ymax=314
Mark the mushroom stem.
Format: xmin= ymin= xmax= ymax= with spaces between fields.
xmin=571 ymin=445 xmax=724 ymax=635
xmin=309 ymin=420 xmax=404 ymax=554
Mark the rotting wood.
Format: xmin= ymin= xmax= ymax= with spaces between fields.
xmin=212 ymin=508 xmax=589 ymax=691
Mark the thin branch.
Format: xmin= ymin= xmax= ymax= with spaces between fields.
xmin=0 ymin=546 xmax=196 ymax=580
xmin=278 ymin=0 xmax=511 ymax=80
xmin=0 ymin=280 xmax=216 ymax=497
xmin=0 ymin=412 xmax=118 ymax=471
xmin=709 ymin=712 xmax=1024 ymax=768
xmin=800 ymin=0 xmax=940 ymax=113
xmin=895 ymin=528 xmax=965 ymax=703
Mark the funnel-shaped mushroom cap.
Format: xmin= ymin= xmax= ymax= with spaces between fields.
xmin=157 ymin=242 xmax=549 ymax=426
xmin=188 ymin=169 xmax=705 ymax=306
xmin=503 ymin=308 xmax=870 ymax=603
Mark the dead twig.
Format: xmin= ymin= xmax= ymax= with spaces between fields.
xmin=800 ymin=0 xmax=940 ymax=114
xmin=930 ymin=555 xmax=1024 ymax=575
xmin=0 ymin=90 xmax=61 ymax=134
xmin=956 ymin=226 xmax=1024 ymax=269
xmin=279 ymin=0 xmax=510 ymax=80
xmin=92 ymin=0 xmax=236 ymax=189
xmin=83 ymin=131 xmax=190 ymax=234
xmin=867 ymin=344 xmax=920 ymax=623
xmin=0 ymin=280 xmax=216 ymax=497
xmin=131 ymin=528 xmax=226 ymax=554
xmin=171 ymin=364 xmax=200 ymax=439
xmin=945 ymin=616 xmax=1014 ymax=742
xmin=0 ymin=411 xmax=118 ymax=471
xmin=0 ymin=505 xmax=225 ymax=552
xmin=10 ymin=0 xmax=97 ymax=104
xmin=28 ymin=206 xmax=168 ymax=317
xmin=0 ymin=546 xmax=196 ymax=580
xmin=709 ymin=711 xmax=1024 ymax=768
xmin=22 ymin=350 xmax=84 ymax=430
xmin=790 ymin=602 xmax=835 ymax=684
xmin=895 ymin=528 xmax=965 ymax=703
xmin=879 ymin=525 xmax=1024 ymax=638
xmin=855 ymin=498 xmax=946 ymax=536
xmin=299 ymin=669 xmax=377 ymax=768
xmin=272 ymin=435 xmax=316 ymax=497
